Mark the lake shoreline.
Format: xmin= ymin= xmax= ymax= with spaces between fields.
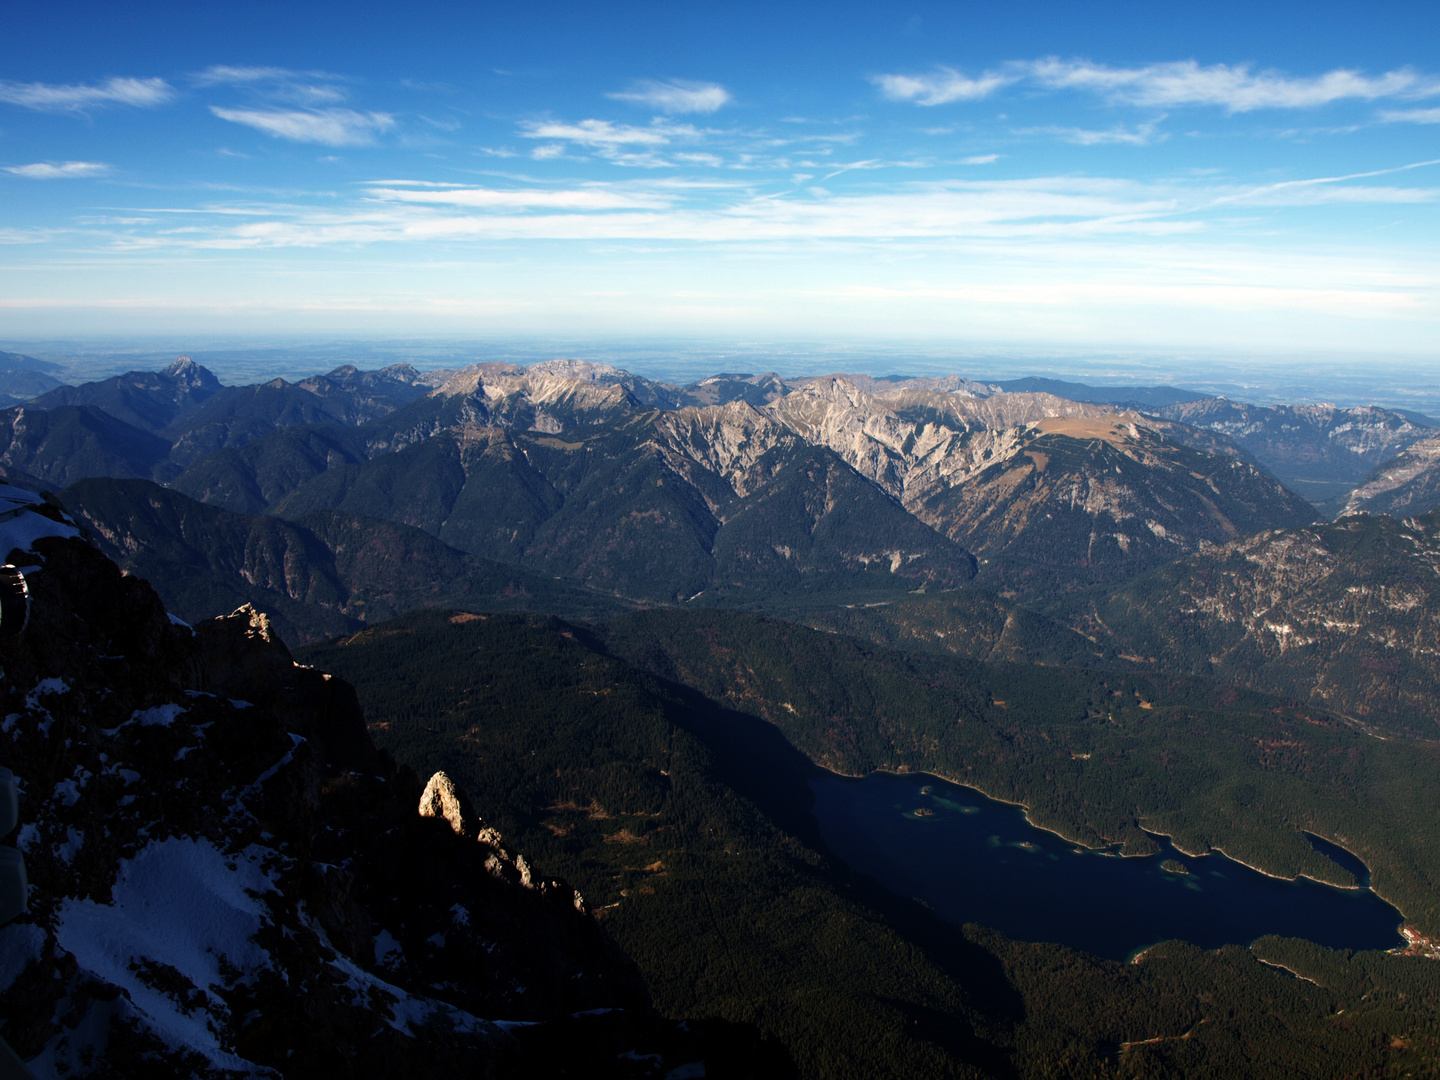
xmin=811 ymin=765 xmax=1408 ymax=957
xmin=820 ymin=762 xmax=1397 ymax=906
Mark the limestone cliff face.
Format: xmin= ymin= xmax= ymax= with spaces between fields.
xmin=684 ymin=381 xmax=1314 ymax=600
xmin=651 ymin=401 xmax=800 ymax=501
xmin=397 ymin=371 xmax=1144 ymax=512
xmin=736 ymin=379 xmax=1266 ymax=542
xmin=1343 ymin=435 xmax=1440 ymax=518
xmin=370 ymin=366 xmax=643 ymax=456
xmin=0 ymin=498 xmax=787 ymax=1078
xmin=908 ymin=418 xmax=1319 ymax=598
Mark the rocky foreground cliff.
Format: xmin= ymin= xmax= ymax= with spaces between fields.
xmin=0 ymin=490 xmax=789 ymax=1078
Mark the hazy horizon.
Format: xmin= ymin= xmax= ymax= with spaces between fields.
xmin=7 ymin=332 xmax=1440 ymax=414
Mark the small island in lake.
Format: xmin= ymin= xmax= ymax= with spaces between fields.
xmin=1161 ymin=859 xmax=1190 ymax=875
xmin=914 ymin=807 xmax=935 ymax=817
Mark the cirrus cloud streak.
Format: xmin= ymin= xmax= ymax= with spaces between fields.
xmin=876 ymin=58 xmax=1440 ymax=112
xmin=608 ymin=79 xmax=731 ymax=114
xmin=4 ymin=161 xmax=110 ymax=179
xmin=210 ymin=107 xmax=395 ymax=145
xmin=0 ymin=76 xmax=172 ymax=111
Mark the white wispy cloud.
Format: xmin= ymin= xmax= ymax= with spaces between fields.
xmin=608 ymin=79 xmax=732 ymax=113
xmin=961 ymin=154 xmax=1000 ymax=165
xmin=1380 ymin=107 xmax=1440 ymax=124
xmin=4 ymin=161 xmax=110 ymax=179
xmin=1023 ymin=120 xmax=1165 ymax=146
xmin=1025 ymin=59 xmax=1440 ymax=111
xmin=874 ymin=59 xmax=1440 ymax=113
xmin=193 ymin=65 xmax=300 ymax=85
xmin=211 ymin=107 xmax=395 ymax=146
xmin=94 ymin=159 xmax=1440 ymax=258
xmin=674 ymin=152 xmax=724 ymax=167
xmin=1201 ymin=158 xmax=1440 ymax=209
xmin=519 ymin=118 xmax=696 ymax=146
xmin=871 ymin=68 xmax=1012 ymax=105
xmin=1238 ymin=184 xmax=1438 ymax=206
xmin=93 ymin=176 xmax=1196 ymax=250
xmin=364 ymin=183 xmax=672 ymax=210
xmin=0 ymin=76 xmax=172 ymax=111
xmin=196 ymin=65 xmax=348 ymax=105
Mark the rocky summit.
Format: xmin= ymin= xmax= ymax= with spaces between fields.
xmin=0 ymin=490 xmax=790 ymax=1078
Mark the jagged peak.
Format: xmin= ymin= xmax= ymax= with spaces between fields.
xmin=794 ymin=372 xmax=993 ymax=398
xmin=415 ymin=771 xmax=560 ymax=895
xmin=496 ymin=371 xmax=634 ymax=406
xmin=419 ymin=770 xmax=477 ymax=838
xmin=693 ymin=371 xmax=781 ymax=387
xmin=161 ymin=355 xmax=221 ymax=388
xmin=229 ymin=602 xmax=283 ymax=645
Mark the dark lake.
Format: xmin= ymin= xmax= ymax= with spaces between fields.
xmin=810 ymin=771 xmax=1405 ymax=961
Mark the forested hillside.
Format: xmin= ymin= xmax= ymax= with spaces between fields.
xmin=1091 ymin=510 xmax=1440 ymax=737
xmin=59 ymin=477 xmax=623 ymax=641
xmin=299 ymin=609 xmax=1440 ymax=1079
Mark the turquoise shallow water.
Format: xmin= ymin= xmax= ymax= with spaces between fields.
xmin=810 ymin=771 xmax=1405 ymax=961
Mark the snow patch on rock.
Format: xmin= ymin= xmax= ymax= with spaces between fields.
xmin=54 ymin=836 xmax=279 ymax=1064
xmin=0 ymin=484 xmax=81 ymax=561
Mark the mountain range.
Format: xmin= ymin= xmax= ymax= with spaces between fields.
xmin=1153 ymin=397 xmax=1438 ymax=506
xmin=6 ymin=353 xmax=1440 ymax=1077
xmin=3 ymin=358 xmax=1332 ymax=611
xmin=1342 ymin=433 xmax=1440 ymax=518
xmin=7 ymin=354 xmax=1439 ymax=724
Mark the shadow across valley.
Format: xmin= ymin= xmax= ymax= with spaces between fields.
xmin=589 ymin=641 xmax=1026 ymax=1070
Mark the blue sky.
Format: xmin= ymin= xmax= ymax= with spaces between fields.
xmin=3 ymin=0 xmax=1440 ymax=357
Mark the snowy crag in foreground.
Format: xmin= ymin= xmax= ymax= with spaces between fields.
xmin=0 ymin=490 xmax=788 ymax=1078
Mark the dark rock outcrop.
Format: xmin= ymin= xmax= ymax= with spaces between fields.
xmin=0 ymin=503 xmax=790 ymax=1077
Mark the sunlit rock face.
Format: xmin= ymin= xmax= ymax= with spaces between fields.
xmin=419 ymin=770 xmax=477 ymax=837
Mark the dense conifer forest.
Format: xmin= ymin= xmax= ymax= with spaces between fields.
xmin=299 ymin=610 xmax=1440 ymax=1078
